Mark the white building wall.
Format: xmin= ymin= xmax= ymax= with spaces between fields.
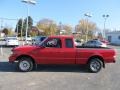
xmin=106 ymin=31 xmax=120 ymax=45
xmin=0 ymin=33 xmax=5 ymax=37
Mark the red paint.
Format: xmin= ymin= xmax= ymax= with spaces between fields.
xmin=9 ymin=35 xmax=116 ymax=65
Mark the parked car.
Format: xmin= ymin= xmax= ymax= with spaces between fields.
xmin=5 ymin=37 xmax=19 ymax=46
xmin=0 ymin=38 xmax=6 ymax=46
xmin=74 ymin=39 xmax=82 ymax=46
xmin=23 ymin=37 xmax=32 ymax=41
xmin=32 ymin=36 xmax=47 ymax=45
xmin=82 ymin=40 xmax=107 ymax=48
xmin=101 ymin=39 xmax=109 ymax=45
xmin=9 ymin=35 xmax=116 ymax=73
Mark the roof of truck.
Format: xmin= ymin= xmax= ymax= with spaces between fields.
xmin=49 ymin=35 xmax=74 ymax=38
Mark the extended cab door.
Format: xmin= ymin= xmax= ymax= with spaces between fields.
xmin=62 ymin=38 xmax=76 ymax=64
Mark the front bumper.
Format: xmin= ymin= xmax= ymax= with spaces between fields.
xmin=6 ymin=42 xmax=19 ymax=46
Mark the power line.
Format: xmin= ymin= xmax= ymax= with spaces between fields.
xmin=0 ymin=17 xmax=19 ymax=21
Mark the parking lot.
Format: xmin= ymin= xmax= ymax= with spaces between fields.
xmin=0 ymin=45 xmax=120 ymax=90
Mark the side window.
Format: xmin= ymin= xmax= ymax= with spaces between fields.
xmin=41 ymin=37 xmax=46 ymax=41
xmin=97 ymin=41 xmax=102 ymax=45
xmin=93 ymin=41 xmax=96 ymax=44
xmin=87 ymin=41 xmax=92 ymax=45
xmin=65 ymin=39 xmax=73 ymax=48
xmin=45 ymin=38 xmax=62 ymax=48
xmin=86 ymin=41 xmax=89 ymax=44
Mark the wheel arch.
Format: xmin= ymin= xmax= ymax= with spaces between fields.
xmin=87 ymin=55 xmax=105 ymax=68
xmin=16 ymin=55 xmax=35 ymax=64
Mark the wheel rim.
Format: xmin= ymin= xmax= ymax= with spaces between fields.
xmin=19 ymin=60 xmax=30 ymax=71
xmin=90 ymin=60 xmax=101 ymax=72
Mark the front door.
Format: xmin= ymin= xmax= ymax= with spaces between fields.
xmin=37 ymin=38 xmax=65 ymax=64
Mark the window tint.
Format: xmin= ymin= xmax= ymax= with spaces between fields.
xmin=65 ymin=39 xmax=73 ymax=48
xmin=41 ymin=37 xmax=46 ymax=41
xmin=45 ymin=38 xmax=62 ymax=48
xmin=6 ymin=38 xmax=17 ymax=40
xmin=86 ymin=41 xmax=90 ymax=44
xmin=91 ymin=41 xmax=94 ymax=43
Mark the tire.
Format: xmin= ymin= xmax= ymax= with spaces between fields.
xmin=18 ymin=57 xmax=33 ymax=72
xmin=88 ymin=58 xmax=103 ymax=73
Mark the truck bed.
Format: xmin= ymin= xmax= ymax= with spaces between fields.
xmin=76 ymin=46 xmax=111 ymax=49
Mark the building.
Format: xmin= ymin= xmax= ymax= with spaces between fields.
xmin=106 ymin=31 xmax=120 ymax=45
xmin=0 ymin=31 xmax=5 ymax=37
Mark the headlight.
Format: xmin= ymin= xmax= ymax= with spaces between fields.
xmin=9 ymin=50 xmax=12 ymax=55
xmin=11 ymin=49 xmax=20 ymax=55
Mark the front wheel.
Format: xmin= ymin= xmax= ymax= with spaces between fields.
xmin=88 ymin=58 xmax=103 ymax=73
xmin=18 ymin=57 xmax=33 ymax=72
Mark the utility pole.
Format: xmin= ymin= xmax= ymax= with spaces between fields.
xmin=102 ymin=14 xmax=109 ymax=39
xmin=0 ymin=18 xmax=3 ymax=30
xmin=21 ymin=0 xmax=36 ymax=44
xmin=84 ymin=13 xmax=92 ymax=41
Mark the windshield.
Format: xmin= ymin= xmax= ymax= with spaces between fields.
xmin=6 ymin=38 xmax=17 ymax=40
xmin=36 ymin=37 xmax=48 ymax=46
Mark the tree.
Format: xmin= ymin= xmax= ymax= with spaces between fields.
xmin=29 ymin=26 xmax=42 ymax=37
xmin=2 ymin=28 xmax=15 ymax=36
xmin=62 ymin=24 xmax=72 ymax=35
xmin=15 ymin=18 xmax=23 ymax=37
xmin=37 ymin=19 xmax=57 ymax=36
xmin=2 ymin=28 xmax=8 ymax=36
xmin=25 ymin=16 xmax=33 ymax=30
xmin=49 ymin=24 xmax=57 ymax=35
xmin=15 ymin=16 xmax=33 ymax=37
xmin=57 ymin=23 xmax=72 ymax=35
xmin=75 ymin=19 xmax=97 ymax=41
xmin=23 ymin=16 xmax=33 ymax=36
xmin=97 ymin=32 xmax=103 ymax=40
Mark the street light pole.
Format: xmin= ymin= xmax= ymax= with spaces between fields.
xmin=59 ymin=22 xmax=62 ymax=35
xmin=102 ymin=14 xmax=109 ymax=39
xmin=21 ymin=18 xmax=24 ymax=40
xmin=21 ymin=0 xmax=36 ymax=44
xmin=26 ymin=3 xmax=29 ymax=43
xmin=0 ymin=18 xmax=3 ymax=30
xmin=84 ymin=13 xmax=92 ymax=41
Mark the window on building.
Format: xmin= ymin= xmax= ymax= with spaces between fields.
xmin=118 ymin=36 xmax=120 ymax=40
xmin=108 ymin=36 xmax=111 ymax=42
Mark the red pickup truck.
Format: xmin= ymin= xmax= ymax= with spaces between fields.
xmin=9 ymin=35 xmax=116 ymax=73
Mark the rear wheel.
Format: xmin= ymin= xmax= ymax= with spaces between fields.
xmin=88 ymin=58 xmax=103 ymax=73
xmin=18 ymin=57 xmax=33 ymax=72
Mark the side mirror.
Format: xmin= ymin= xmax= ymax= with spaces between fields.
xmin=40 ymin=45 xmax=45 ymax=48
xmin=39 ymin=43 xmax=46 ymax=48
xmin=40 ymin=46 xmax=45 ymax=49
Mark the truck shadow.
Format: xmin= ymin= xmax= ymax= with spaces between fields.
xmin=0 ymin=62 xmax=89 ymax=73
xmin=36 ymin=65 xmax=89 ymax=73
xmin=0 ymin=62 xmax=17 ymax=72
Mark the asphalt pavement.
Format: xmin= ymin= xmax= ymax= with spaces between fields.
xmin=0 ymin=45 xmax=120 ymax=90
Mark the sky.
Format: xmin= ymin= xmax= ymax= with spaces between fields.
xmin=0 ymin=0 xmax=120 ymax=31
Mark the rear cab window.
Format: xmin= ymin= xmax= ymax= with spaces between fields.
xmin=65 ymin=38 xmax=73 ymax=48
